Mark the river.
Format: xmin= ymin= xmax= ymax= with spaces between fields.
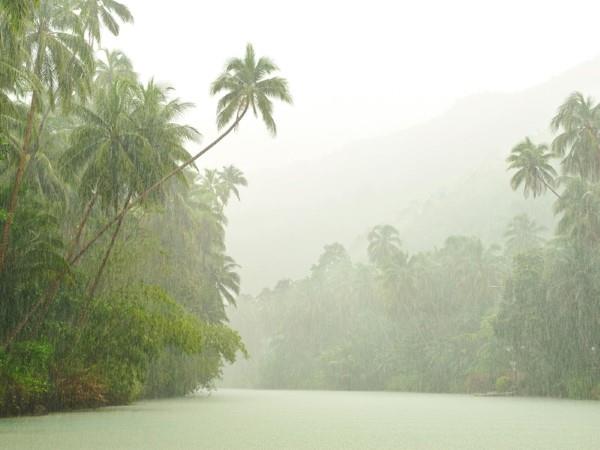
xmin=1 ymin=389 xmax=599 ymax=449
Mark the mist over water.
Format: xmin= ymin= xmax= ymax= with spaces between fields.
xmin=2 ymin=390 xmax=600 ymax=450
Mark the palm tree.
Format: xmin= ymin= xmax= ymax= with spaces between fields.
xmin=367 ymin=224 xmax=405 ymax=268
xmin=5 ymin=42 xmax=291 ymax=347
xmin=0 ymin=0 xmax=39 ymax=32
xmin=61 ymin=79 xmax=138 ymax=213
xmin=0 ymin=0 xmax=94 ymax=272
xmin=211 ymin=43 xmax=292 ymax=134
xmin=554 ymin=176 xmax=600 ymax=245
xmin=75 ymin=0 xmax=133 ymax=46
xmin=94 ymin=49 xmax=136 ymax=86
xmin=507 ymin=137 xmax=560 ymax=199
xmin=551 ymin=92 xmax=600 ymax=180
xmin=504 ymin=214 xmax=545 ymax=255
xmin=71 ymin=43 xmax=291 ymax=265
xmin=218 ymin=165 xmax=248 ymax=205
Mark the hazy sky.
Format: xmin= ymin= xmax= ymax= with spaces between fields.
xmin=104 ymin=1 xmax=600 ymax=292
xmin=106 ymin=0 xmax=600 ymax=172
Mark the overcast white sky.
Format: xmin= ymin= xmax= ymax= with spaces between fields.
xmin=105 ymin=0 xmax=600 ymax=172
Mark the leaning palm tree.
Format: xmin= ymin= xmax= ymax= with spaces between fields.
xmin=71 ymin=43 xmax=291 ymax=264
xmin=4 ymin=42 xmax=291 ymax=348
xmin=507 ymin=137 xmax=560 ymax=199
xmin=551 ymin=92 xmax=600 ymax=181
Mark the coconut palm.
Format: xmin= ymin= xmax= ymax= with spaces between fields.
xmin=211 ymin=43 xmax=292 ymax=134
xmin=95 ymin=49 xmax=136 ymax=86
xmin=368 ymin=224 xmax=405 ymax=268
xmin=0 ymin=0 xmax=38 ymax=33
xmin=218 ymin=165 xmax=248 ymax=204
xmin=504 ymin=214 xmax=545 ymax=255
xmin=75 ymin=0 xmax=133 ymax=46
xmin=507 ymin=137 xmax=560 ymax=199
xmin=551 ymin=92 xmax=600 ymax=180
xmin=554 ymin=176 xmax=600 ymax=244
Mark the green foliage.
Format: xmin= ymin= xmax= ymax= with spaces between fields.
xmin=0 ymin=0 xmax=270 ymax=416
xmin=227 ymin=233 xmax=507 ymax=393
xmin=211 ymin=43 xmax=292 ymax=134
xmin=0 ymin=340 xmax=52 ymax=415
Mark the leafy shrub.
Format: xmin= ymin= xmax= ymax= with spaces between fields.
xmin=495 ymin=375 xmax=512 ymax=393
xmin=0 ymin=341 xmax=52 ymax=416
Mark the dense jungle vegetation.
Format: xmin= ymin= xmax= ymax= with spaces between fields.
xmin=226 ymin=93 xmax=600 ymax=400
xmin=3 ymin=0 xmax=600 ymax=420
xmin=0 ymin=0 xmax=290 ymax=415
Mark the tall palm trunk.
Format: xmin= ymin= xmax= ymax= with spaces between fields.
xmin=86 ymin=192 xmax=132 ymax=299
xmin=0 ymin=25 xmax=47 ymax=273
xmin=2 ymin=105 xmax=249 ymax=349
xmin=66 ymin=191 xmax=99 ymax=260
xmin=0 ymin=94 xmax=37 ymax=272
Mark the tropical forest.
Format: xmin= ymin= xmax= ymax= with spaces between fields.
xmin=1 ymin=1 xmax=600 ymax=449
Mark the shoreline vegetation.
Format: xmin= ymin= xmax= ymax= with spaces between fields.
xmin=224 ymin=98 xmax=600 ymax=401
xmin=0 ymin=0 xmax=291 ymax=417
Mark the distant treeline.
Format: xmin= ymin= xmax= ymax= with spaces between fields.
xmin=0 ymin=0 xmax=290 ymax=416
xmin=227 ymin=93 xmax=600 ymax=400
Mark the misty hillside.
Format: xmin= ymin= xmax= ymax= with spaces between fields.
xmin=227 ymin=56 xmax=600 ymax=293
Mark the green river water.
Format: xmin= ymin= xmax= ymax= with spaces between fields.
xmin=1 ymin=389 xmax=599 ymax=449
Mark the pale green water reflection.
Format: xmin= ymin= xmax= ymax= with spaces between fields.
xmin=1 ymin=389 xmax=599 ymax=449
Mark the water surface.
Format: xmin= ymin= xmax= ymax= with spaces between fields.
xmin=1 ymin=389 xmax=599 ymax=449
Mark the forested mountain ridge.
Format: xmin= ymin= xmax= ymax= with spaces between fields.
xmin=228 ymin=56 xmax=600 ymax=292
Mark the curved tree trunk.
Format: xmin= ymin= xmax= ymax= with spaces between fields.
xmin=0 ymin=94 xmax=37 ymax=273
xmin=86 ymin=192 xmax=132 ymax=299
xmin=66 ymin=191 xmax=99 ymax=260
xmin=75 ymin=192 xmax=132 ymax=328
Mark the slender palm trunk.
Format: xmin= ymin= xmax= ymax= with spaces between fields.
xmin=74 ymin=193 xmax=132 ymax=329
xmin=0 ymin=94 xmax=37 ymax=273
xmin=541 ymin=178 xmax=561 ymax=199
xmin=86 ymin=192 xmax=132 ymax=299
xmin=66 ymin=191 xmax=99 ymax=260
xmin=2 ymin=106 xmax=249 ymax=349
